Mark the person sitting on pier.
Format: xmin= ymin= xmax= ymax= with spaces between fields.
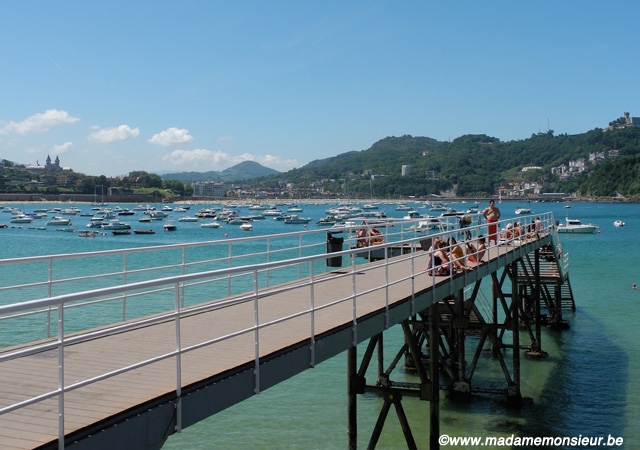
xmin=427 ymin=239 xmax=451 ymax=276
xmin=466 ymin=235 xmax=486 ymax=264
xmin=356 ymin=227 xmax=369 ymax=247
xmin=368 ymin=227 xmax=385 ymax=246
xmin=513 ymin=221 xmax=526 ymax=238
xmin=447 ymin=237 xmax=472 ymax=272
xmin=498 ymin=223 xmax=514 ymax=244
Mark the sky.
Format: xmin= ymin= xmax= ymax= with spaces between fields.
xmin=1 ymin=1 xmax=638 ymax=177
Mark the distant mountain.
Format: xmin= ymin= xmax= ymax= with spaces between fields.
xmin=162 ymin=161 xmax=280 ymax=183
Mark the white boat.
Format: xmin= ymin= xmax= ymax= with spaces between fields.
xmin=262 ymin=208 xmax=283 ymax=216
xmin=410 ymin=217 xmax=447 ymax=231
xmin=514 ymin=200 xmax=533 ymax=215
xmin=316 ymin=216 xmax=338 ymax=226
xmin=283 ymin=215 xmax=311 ymax=224
xmin=101 ymin=220 xmax=131 ymax=230
xmin=239 ymin=221 xmax=253 ymax=231
xmin=178 ymin=216 xmax=200 ymax=223
xmin=613 ymin=220 xmax=626 ymax=227
xmin=200 ymin=220 xmax=222 ymax=228
xmin=428 ymin=203 xmax=449 ymax=212
xmin=403 ymin=211 xmax=423 ymax=220
xmin=10 ymin=214 xmax=34 ymax=224
xmin=557 ymin=217 xmax=599 ymax=234
xmin=46 ymin=216 xmax=72 ymax=226
xmin=163 ymin=222 xmax=177 ymax=231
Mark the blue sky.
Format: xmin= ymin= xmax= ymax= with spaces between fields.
xmin=1 ymin=1 xmax=638 ymax=177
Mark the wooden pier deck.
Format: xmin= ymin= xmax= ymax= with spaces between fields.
xmin=0 ymin=235 xmax=557 ymax=449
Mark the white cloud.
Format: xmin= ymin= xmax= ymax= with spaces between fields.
xmin=162 ymin=149 xmax=232 ymax=168
xmin=53 ymin=141 xmax=74 ymax=155
xmin=2 ymin=109 xmax=79 ymax=134
xmin=162 ymin=148 xmax=299 ymax=172
xmin=258 ymin=154 xmax=299 ymax=171
xmin=148 ymin=127 xmax=194 ymax=146
xmin=88 ymin=125 xmax=140 ymax=143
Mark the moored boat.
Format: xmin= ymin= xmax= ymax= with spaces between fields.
xmin=47 ymin=216 xmax=72 ymax=226
xmin=557 ymin=217 xmax=599 ymax=234
xmin=101 ymin=220 xmax=131 ymax=230
xmin=178 ymin=216 xmax=200 ymax=223
xmin=10 ymin=214 xmax=35 ymax=224
xmin=133 ymin=229 xmax=156 ymax=234
xmin=613 ymin=220 xmax=626 ymax=227
xmin=283 ymin=215 xmax=311 ymax=224
xmin=200 ymin=221 xmax=222 ymax=228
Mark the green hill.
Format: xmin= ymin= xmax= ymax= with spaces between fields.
xmin=254 ymin=126 xmax=640 ymax=198
xmin=162 ymin=161 xmax=280 ymax=183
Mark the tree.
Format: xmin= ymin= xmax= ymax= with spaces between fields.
xmin=146 ymin=173 xmax=163 ymax=188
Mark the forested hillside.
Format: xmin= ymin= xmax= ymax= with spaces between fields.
xmin=255 ymin=126 xmax=640 ymax=198
xmin=163 ymin=161 xmax=280 ymax=183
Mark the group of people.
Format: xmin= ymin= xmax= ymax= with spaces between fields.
xmin=483 ymin=200 xmax=543 ymax=245
xmin=427 ymin=235 xmax=487 ymax=276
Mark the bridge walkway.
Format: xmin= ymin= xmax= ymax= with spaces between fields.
xmin=0 ymin=227 xmax=561 ymax=449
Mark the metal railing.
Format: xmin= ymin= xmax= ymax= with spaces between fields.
xmin=0 ymin=212 xmax=557 ymax=449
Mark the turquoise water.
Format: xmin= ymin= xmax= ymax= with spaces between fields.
xmin=1 ymin=201 xmax=638 ymax=449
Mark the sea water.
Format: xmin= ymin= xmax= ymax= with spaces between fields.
xmin=1 ymin=201 xmax=638 ymax=449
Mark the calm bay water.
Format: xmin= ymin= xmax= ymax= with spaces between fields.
xmin=1 ymin=200 xmax=638 ymax=449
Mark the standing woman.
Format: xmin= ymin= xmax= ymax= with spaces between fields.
xmin=483 ymin=200 xmax=501 ymax=244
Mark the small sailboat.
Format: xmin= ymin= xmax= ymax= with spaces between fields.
xmin=515 ymin=201 xmax=532 ymax=215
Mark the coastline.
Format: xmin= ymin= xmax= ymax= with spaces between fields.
xmin=0 ymin=195 xmax=638 ymax=205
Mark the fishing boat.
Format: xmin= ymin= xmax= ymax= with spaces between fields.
xmin=613 ymin=220 xmax=626 ymax=227
xmin=557 ymin=217 xmax=599 ymax=234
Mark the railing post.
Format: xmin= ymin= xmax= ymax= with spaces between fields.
xmin=174 ymin=281 xmax=182 ymax=433
xmin=253 ymin=268 xmax=261 ymax=394
xmin=351 ymin=249 xmax=358 ymax=346
xmin=57 ymin=302 xmax=65 ymax=450
xmin=47 ymin=258 xmax=53 ymax=338
xmin=122 ymin=253 xmax=128 ymax=321
xmin=309 ymin=261 xmax=316 ymax=367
